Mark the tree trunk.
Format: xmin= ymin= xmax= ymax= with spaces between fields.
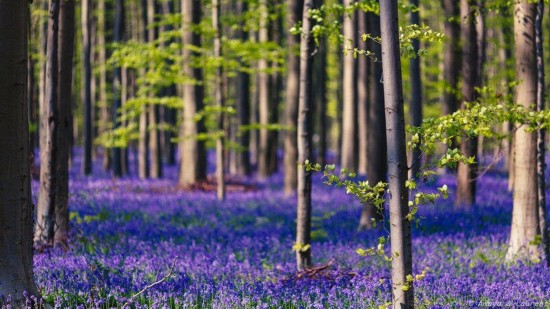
xmin=359 ymin=12 xmax=386 ymax=230
xmin=380 ymin=0 xmax=414 ymax=306
xmin=314 ymin=40 xmax=328 ymax=167
xmin=55 ymin=0 xmax=75 ymax=246
xmin=212 ymin=0 xmax=225 ymax=200
xmin=455 ymin=0 xmax=479 ymax=208
xmin=257 ymin=0 xmax=270 ymax=179
xmin=340 ymin=0 xmax=357 ymax=171
xmin=148 ymin=0 xmax=162 ymax=179
xmin=138 ymin=0 xmax=150 ymax=179
xmin=36 ymin=0 xmax=61 ymax=246
xmin=357 ymin=11 xmax=368 ymax=175
xmin=179 ymin=0 xmax=207 ymax=186
xmin=0 ymin=1 xmax=40 ymax=302
xmin=39 ymin=0 xmax=49 ymax=157
xmin=97 ymin=0 xmax=111 ymax=172
xmin=236 ymin=0 xmax=251 ymax=176
xmin=112 ymin=0 xmax=125 ymax=177
xmin=296 ymin=0 xmax=313 ymax=270
xmin=409 ymin=0 xmax=422 ymax=179
xmin=283 ymin=0 xmax=303 ymax=196
xmin=507 ymin=0 xmax=540 ymax=262
xmin=535 ymin=0 xmax=549 ymax=265
xmin=82 ymin=0 xmax=93 ymax=175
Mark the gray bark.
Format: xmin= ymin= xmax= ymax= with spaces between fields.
xmin=507 ymin=0 xmax=540 ymax=262
xmin=36 ymin=0 xmax=61 ymax=246
xmin=380 ymin=0 xmax=414 ymax=306
xmin=0 ymin=0 xmax=40 ymax=301
xmin=357 ymin=11 xmax=368 ymax=175
xmin=112 ymin=0 xmax=125 ymax=177
xmin=82 ymin=0 xmax=93 ymax=175
xmin=148 ymin=0 xmax=162 ymax=179
xmin=213 ymin=0 xmax=225 ymax=200
xmin=409 ymin=0 xmax=422 ymax=179
xmin=296 ymin=0 xmax=313 ymax=270
xmin=258 ymin=0 xmax=270 ymax=179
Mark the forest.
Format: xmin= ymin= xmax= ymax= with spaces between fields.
xmin=0 ymin=0 xmax=549 ymax=307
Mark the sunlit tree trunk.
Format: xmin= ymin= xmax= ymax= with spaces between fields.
xmin=357 ymin=11 xmax=368 ymax=175
xmin=212 ymin=0 xmax=225 ymax=200
xmin=380 ymin=0 xmax=414 ymax=306
xmin=0 ymin=1 xmax=40 ymax=301
xmin=148 ymin=0 xmax=162 ymax=179
xmin=257 ymin=0 xmax=271 ymax=179
xmin=179 ymin=0 xmax=207 ymax=186
xmin=455 ymin=0 xmax=479 ymax=208
xmin=507 ymin=0 xmax=541 ymax=262
xmin=82 ymin=0 xmax=93 ymax=175
xmin=112 ymin=0 xmax=125 ymax=177
xmin=284 ymin=0 xmax=303 ymax=196
xmin=55 ymin=0 xmax=75 ymax=246
xmin=36 ymin=0 xmax=61 ymax=246
xmin=359 ymin=12 xmax=386 ymax=230
xmin=340 ymin=0 xmax=357 ymax=171
xmin=409 ymin=0 xmax=422 ymax=179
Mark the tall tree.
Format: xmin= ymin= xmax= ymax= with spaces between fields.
xmin=296 ymin=0 xmax=313 ymax=270
xmin=179 ymin=0 xmax=207 ymax=186
xmin=55 ymin=0 xmax=75 ymax=246
xmin=507 ymin=0 xmax=540 ymax=262
xmin=535 ymin=0 xmax=549 ymax=265
xmin=213 ymin=0 xmax=225 ymax=200
xmin=258 ymin=0 xmax=271 ymax=179
xmin=357 ymin=11 xmax=368 ymax=175
xmin=340 ymin=0 xmax=357 ymax=171
xmin=283 ymin=0 xmax=303 ymax=196
xmin=36 ymin=0 xmax=61 ymax=246
xmin=112 ymin=0 xmax=125 ymax=177
xmin=148 ymin=0 xmax=162 ymax=179
xmin=359 ymin=12 xmax=386 ymax=230
xmin=98 ymin=0 xmax=111 ymax=171
xmin=455 ymin=0 xmax=479 ymax=207
xmin=380 ymin=0 xmax=414 ymax=306
xmin=138 ymin=0 xmax=150 ymax=179
xmin=0 ymin=0 xmax=40 ymax=302
xmin=82 ymin=0 xmax=93 ymax=175
xmin=409 ymin=0 xmax=422 ymax=179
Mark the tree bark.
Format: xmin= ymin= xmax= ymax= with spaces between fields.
xmin=0 ymin=0 xmax=40 ymax=302
xmin=507 ymin=0 xmax=540 ymax=262
xmin=357 ymin=11 xmax=368 ymax=175
xmin=112 ymin=0 xmax=125 ymax=177
xmin=179 ymin=0 xmax=207 ymax=186
xmin=340 ymin=0 xmax=357 ymax=171
xmin=455 ymin=0 xmax=479 ymax=208
xmin=55 ymin=0 xmax=75 ymax=246
xmin=36 ymin=0 xmax=61 ymax=246
xmin=359 ymin=12 xmax=386 ymax=230
xmin=212 ymin=0 xmax=225 ymax=200
xmin=314 ymin=40 xmax=328 ymax=167
xmin=257 ymin=0 xmax=271 ymax=179
xmin=296 ymin=0 xmax=313 ymax=270
xmin=81 ymin=0 xmax=93 ymax=175
xmin=283 ymin=0 xmax=303 ymax=196
xmin=409 ymin=0 xmax=422 ymax=179
xmin=148 ymin=0 xmax=162 ymax=179
xmin=380 ymin=0 xmax=414 ymax=306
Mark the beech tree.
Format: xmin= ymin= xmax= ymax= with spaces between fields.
xmin=82 ymin=0 xmax=93 ymax=175
xmin=213 ymin=0 xmax=225 ymax=200
xmin=380 ymin=0 xmax=414 ymax=306
xmin=0 ymin=0 xmax=40 ymax=301
xmin=409 ymin=0 xmax=422 ymax=179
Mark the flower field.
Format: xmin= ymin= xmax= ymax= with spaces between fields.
xmin=32 ymin=153 xmax=550 ymax=308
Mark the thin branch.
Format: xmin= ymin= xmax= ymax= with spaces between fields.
xmin=122 ymin=258 xmax=177 ymax=308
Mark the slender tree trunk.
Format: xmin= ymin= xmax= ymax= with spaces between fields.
xmin=0 ymin=1 xmax=40 ymax=301
xmin=359 ymin=12 xmax=386 ymax=230
xmin=39 ymin=0 xmax=49 ymax=157
xmin=82 ymin=0 xmax=93 ymax=175
xmin=179 ymin=0 xmax=207 ymax=186
xmin=314 ymin=39 xmax=328 ymax=167
xmin=148 ymin=0 xmax=162 ymax=179
xmin=97 ymin=0 xmax=111 ymax=171
xmin=296 ymin=0 xmax=313 ymax=270
xmin=507 ymin=0 xmax=540 ymax=262
xmin=111 ymin=0 xmax=125 ymax=177
xmin=257 ymin=0 xmax=270 ymax=179
xmin=340 ymin=0 xmax=357 ymax=171
xmin=138 ymin=0 xmax=150 ymax=179
xmin=380 ymin=0 xmax=414 ymax=306
xmin=283 ymin=0 xmax=303 ymax=196
xmin=36 ymin=0 xmax=61 ymax=246
xmin=409 ymin=0 xmax=422 ymax=179
xmin=212 ymin=0 xmax=225 ymax=200
xmin=236 ymin=0 xmax=251 ymax=176
xmin=55 ymin=0 xmax=75 ymax=246
xmin=357 ymin=11 xmax=368 ymax=175
xmin=455 ymin=0 xmax=479 ymax=208
xmin=535 ymin=0 xmax=549 ymax=265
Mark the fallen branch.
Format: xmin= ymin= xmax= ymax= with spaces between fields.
xmin=122 ymin=258 xmax=177 ymax=308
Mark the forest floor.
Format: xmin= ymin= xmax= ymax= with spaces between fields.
xmin=32 ymin=150 xmax=550 ymax=308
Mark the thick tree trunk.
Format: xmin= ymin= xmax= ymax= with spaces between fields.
xmin=296 ymin=0 xmax=313 ymax=270
xmin=55 ymin=0 xmax=75 ymax=246
xmin=359 ymin=12 xmax=386 ymax=230
xmin=112 ymin=0 xmax=125 ymax=177
xmin=97 ymin=0 xmax=111 ymax=171
xmin=283 ymin=0 xmax=303 ymax=196
xmin=36 ymin=0 xmax=61 ymax=246
xmin=179 ymin=0 xmax=207 ymax=186
xmin=212 ymin=0 xmax=225 ymax=200
xmin=236 ymin=0 xmax=251 ymax=176
xmin=455 ymin=0 xmax=479 ymax=208
xmin=82 ymin=0 xmax=93 ymax=175
xmin=0 ymin=1 xmax=40 ymax=302
xmin=535 ymin=0 xmax=549 ymax=265
xmin=380 ymin=0 xmax=414 ymax=306
xmin=39 ymin=0 xmax=49 ymax=157
xmin=507 ymin=1 xmax=540 ymax=262
xmin=340 ymin=0 xmax=357 ymax=171
xmin=257 ymin=0 xmax=270 ymax=179
xmin=409 ymin=0 xmax=422 ymax=179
